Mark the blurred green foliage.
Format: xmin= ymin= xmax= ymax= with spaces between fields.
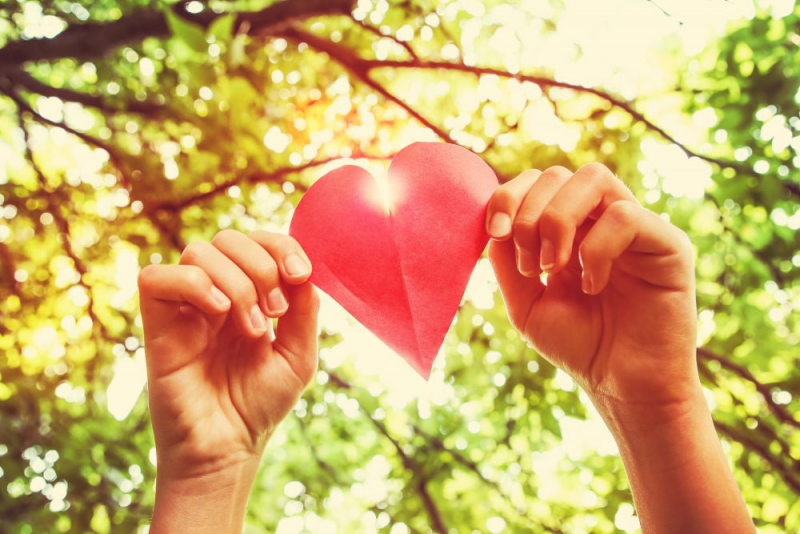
xmin=0 ymin=1 xmax=798 ymax=533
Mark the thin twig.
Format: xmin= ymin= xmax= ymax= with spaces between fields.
xmin=6 ymin=68 xmax=163 ymax=115
xmin=144 ymin=152 xmax=393 ymax=213
xmin=14 ymin=108 xmax=113 ymax=342
xmin=0 ymin=0 xmax=356 ymax=69
xmin=698 ymin=347 xmax=798 ymax=429
xmin=325 ymin=369 xmax=563 ymax=533
xmin=0 ymin=241 xmax=20 ymax=297
xmin=295 ymin=414 xmax=347 ymax=486
xmin=714 ymin=420 xmax=800 ymax=494
xmin=368 ymin=413 xmax=448 ymax=534
xmin=280 ymin=27 xmax=799 ymax=197
xmin=351 ymin=15 xmax=418 ymax=60
xmin=3 ymin=88 xmax=132 ymax=189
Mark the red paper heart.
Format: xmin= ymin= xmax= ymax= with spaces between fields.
xmin=289 ymin=143 xmax=498 ymax=378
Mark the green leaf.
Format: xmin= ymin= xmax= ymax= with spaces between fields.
xmin=209 ymin=14 xmax=236 ymax=44
xmin=163 ymin=8 xmax=207 ymax=53
xmin=230 ymin=32 xmax=247 ymax=67
xmin=90 ymin=505 xmax=110 ymax=534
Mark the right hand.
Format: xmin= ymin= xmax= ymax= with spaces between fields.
xmin=138 ymin=230 xmax=319 ymax=483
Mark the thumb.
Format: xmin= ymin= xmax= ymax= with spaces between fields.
xmin=274 ymin=281 xmax=320 ymax=385
xmin=488 ymin=239 xmax=544 ymax=331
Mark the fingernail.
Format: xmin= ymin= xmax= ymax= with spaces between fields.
xmin=250 ymin=304 xmax=267 ymax=333
xmin=517 ymin=248 xmax=538 ymax=276
xmin=540 ymin=239 xmax=556 ymax=272
xmin=211 ymin=286 xmax=231 ymax=308
xmin=582 ymin=269 xmax=594 ymax=294
xmin=488 ymin=213 xmax=512 ymax=239
xmin=267 ymin=287 xmax=288 ymax=314
xmin=284 ymin=253 xmax=310 ymax=277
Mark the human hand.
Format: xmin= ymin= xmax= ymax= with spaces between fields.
xmin=485 ymin=163 xmax=755 ymax=533
xmin=486 ymin=164 xmax=699 ymax=412
xmin=138 ymin=230 xmax=319 ymax=533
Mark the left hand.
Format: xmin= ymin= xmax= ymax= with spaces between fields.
xmin=485 ymin=164 xmax=754 ymax=534
xmin=485 ymin=163 xmax=699 ymax=410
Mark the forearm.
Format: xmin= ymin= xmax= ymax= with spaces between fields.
xmin=593 ymin=385 xmax=754 ymax=534
xmin=150 ymin=458 xmax=261 ymax=534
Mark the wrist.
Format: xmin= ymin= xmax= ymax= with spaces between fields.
xmin=151 ymin=454 xmax=262 ymax=534
xmin=590 ymin=382 xmax=722 ymax=483
xmin=590 ymin=379 xmax=754 ymax=533
xmin=591 ymin=381 xmax=708 ymax=441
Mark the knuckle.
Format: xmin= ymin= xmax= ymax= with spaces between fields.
xmin=230 ymin=279 xmax=257 ymax=304
xmin=137 ymin=264 xmax=158 ymax=290
xmin=247 ymin=229 xmax=271 ymax=243
xmin=275 ymin=235 xmax=302 ymax=257
xmin=541 ymin=165 xmax=572 ymax=180
xmin=579 ymin=161 xmax=612 ymax=178
xmin=211 ymin=229 xmax=241 ymax=247
xmin=512 ymin=217 xmax=534 ymax=240
xmin=605 ymin=200 xmax=639 ymax=223
xmin=538 ymin=207 xmax=569 ymax=235
xmin=516 ymin=169 xmax=542 ymax=182
xmin=182 ymin=266 xmax=210 ymax=289
xmin=278 ymin=234 xmax=301 ymax=248
xmin=544 ymin=165 xmax=571 ymax=175
xmin=489 ymin=184 xmax=516 ymax=211
xmin=180 ymin=242 xmax=207 ymax=264
xmin=253 ymin=261 xmax=279 ymax=286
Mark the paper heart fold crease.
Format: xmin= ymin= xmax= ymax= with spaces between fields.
xmin=290 ymin=142 xmax=498 ymax=378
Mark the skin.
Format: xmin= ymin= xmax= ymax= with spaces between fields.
xmin=486 ymin=164 xmax=753 ymax=534
xmin=139 ymin=164 xmax=754 ymax=533
xmin=139 ymin=230 xmax=319 ymax=533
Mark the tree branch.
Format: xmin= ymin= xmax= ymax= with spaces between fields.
xmin=4 ymin=88 xmax=113 ymax=151
xmin=0 ymin=0 xmax=356 ymax=69
xmin=714 ymin=420 xmax=800 ymax=494
xmin=698 ymin=347 xmax=799 ymax=429
xmin=295 ymin=414 xmax=348 ymax=486
xmin=483 ymin=107 xmax=525 ymax=154
xmin=282 ymin=27 xmax=799 ymax=197
xmin=643 ymin=0 xmax=685 ymax=24
xmin=14 ymin=109 xmax=113 ymax=343
xmin=282 ymin=27 xmax=451 ymax=141
xmin=148 ymin=213 xmax=187 ymax=251
xmin=411 ymin=422 xmax=563 ymax=534
xmin=321 ymin=368 xmax=447 ymax=533
xmin=368 ymin=413 xmax=448 ymax=534
xmin=350 ymin=15 xmax=419 ymax=60
xmin=324 ymin=368 xmax=562 ymax=533
xmin=144 ymin=152 xmax=393 ymax=214
xmin=2 ymin=87 xmax=133 ymax=189
xmin=281 ymin=27 xmax=509 ymax=181
xmin=0 ymin=241 xmax=20 ymax=297
xmin=5 ymin=69 xmax=163 ymax=115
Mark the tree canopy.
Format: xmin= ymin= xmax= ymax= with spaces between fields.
xmin=0 ymin=0 xmax=798 ymax=532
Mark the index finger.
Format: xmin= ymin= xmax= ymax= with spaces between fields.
xmin=138 ymin=264 xmax=231 ymax=320
xmin=249 ymin=231 xmax=313 ymax=284
xmin=537 ymin=163 xmax=637 ymax=273
xmin=485 ymin=169 xmax=542 ymax=240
